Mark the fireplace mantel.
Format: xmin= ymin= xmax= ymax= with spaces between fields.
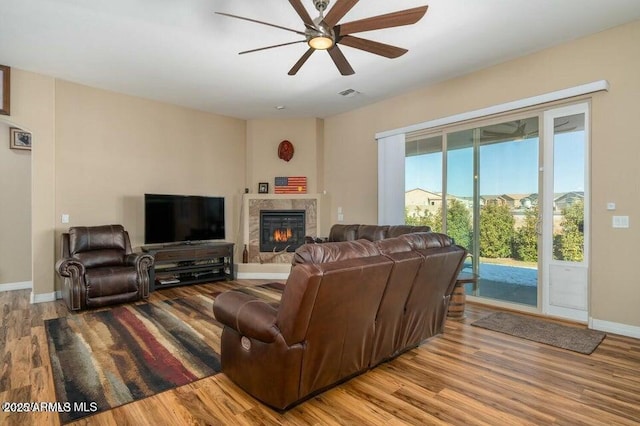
xmin=242 ymin=194 xmax=322 ymax=266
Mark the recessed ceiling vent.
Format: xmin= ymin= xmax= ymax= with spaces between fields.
xmin=338 ymin=88 xmax=360 ymax=97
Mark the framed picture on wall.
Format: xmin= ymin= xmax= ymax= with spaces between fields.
xmin=0 ymin=65 xmax=9 ymax=116
xmin=258 ymin=182 xmax=269 ymax=194
xmin=10 ymin=128 xmax=31 ymax=150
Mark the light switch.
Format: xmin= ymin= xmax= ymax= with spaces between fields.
xmin=61 ymin=214 xmax=70 ymax=224
xmin=612 ymin=216 xmax=629 ymax=228
xmin=337 ymin=213 xmax=344 ymax=222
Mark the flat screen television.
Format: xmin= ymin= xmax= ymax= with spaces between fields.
xmin=144 ymin=194 xmax=225 ymax=245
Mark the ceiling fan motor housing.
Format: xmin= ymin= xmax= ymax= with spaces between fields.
xmin=313 ymin=0 xmax=330 ymax=13
xmin=306 ymin=20 xmax=335 ymax=43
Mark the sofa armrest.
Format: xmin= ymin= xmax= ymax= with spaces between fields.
xmin=213 ymin=291 xmax=280 ymax=343
xmin=55 ymin=258 xmax=86 ymax=277
xmin=124 ymin=253 xmax=154 ymax=299
xmin=125 ymin=252 xmax=154 ymax=269
xmin=55 ymin=258 xmax=87 ymax=311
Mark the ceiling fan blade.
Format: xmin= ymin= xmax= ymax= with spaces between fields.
xmin=288 ymin=48 xmax=315 ymax=75
xmin=338 ymin=35 xmax=407 ymax=58
xmin=328 ymin=45 xmax=355 ymax=75
xmin=215 ymin=12 xmax=306 ymax=36
xmin=482 ymin=130 xmax=518 ymax=137
xmin=288 ymin=0 xmax=314 ymax=27
xmin=239 ymin=40 xmax=306 ymax=55
xmin=324 ymin=0 xmax=359 ymax=27
xmin=336 ymin=5 xmax=428 ymax=36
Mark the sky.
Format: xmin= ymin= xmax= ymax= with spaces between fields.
xmin=406 ymin=131 xmax=586 ymax=197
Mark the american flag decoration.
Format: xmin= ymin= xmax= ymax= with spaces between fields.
xmin=274 ymin=176 xmax=307 ymax=194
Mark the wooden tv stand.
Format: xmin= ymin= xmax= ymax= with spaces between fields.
xmin=142 ymin=242 xmax=234 ymax=291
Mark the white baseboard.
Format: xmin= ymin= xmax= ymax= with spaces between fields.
xmin=590 ymin=318 xmax=640 ymax=339
xmin=0 ymin=281 xmax=33 ymax=292
xmin=30 ymin=290 xmax=61 ymax=304
xmin=237 ymin=272 xmax=290 ymax=280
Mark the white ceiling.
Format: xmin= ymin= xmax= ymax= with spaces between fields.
xmin=2 ymin=0 xmax=640 ymax=119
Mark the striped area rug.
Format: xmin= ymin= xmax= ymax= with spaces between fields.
xmin=45 ymin=282 xmax=285 ymax=423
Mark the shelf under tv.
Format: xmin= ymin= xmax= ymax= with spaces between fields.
xmin=142 ymin=242 xmax=235 ymax=291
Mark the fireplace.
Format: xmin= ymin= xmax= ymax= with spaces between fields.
xmin=260 ymin=210 xmax=306 ymax=252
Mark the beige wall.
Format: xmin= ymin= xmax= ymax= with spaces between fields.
xmin=54 ymin=81 xmax=247 ymax=272
xmin=246 ymin=118 xmax=323 ymax=195
xmin=6 ymin=71 xmax=246 ymax=296
xmin=0 ymin=121 xmax=31 ymax=284
xmin=324 ymin=20 xmax=640 ymax=327
xmin=4 ymin=70 xmax=56 ymax=297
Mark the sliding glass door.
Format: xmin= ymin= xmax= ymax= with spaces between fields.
xmin=406 ymin=117 xmax=540 ymax=306
xmin=448 ymin=119 xmax=540 ymax=306
xmin=403 ymin=102 xmax=590 ymax=318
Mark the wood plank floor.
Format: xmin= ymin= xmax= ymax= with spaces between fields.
xmin=1 ymin=281 xmax=639 ymax=425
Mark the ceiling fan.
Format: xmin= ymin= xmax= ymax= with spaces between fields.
xmin=215 ymin=0 xmax=428 ymax=76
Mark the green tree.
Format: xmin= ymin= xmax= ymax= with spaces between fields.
xmin=444 ymin=199 xmax=472 ymax=251
xmin=556 ymin=199 xmax=584 ymax=261
xmin=406 ymin=199 xmax=470 ymax=249
xmin=431 ymin=205 xmax=443 ymax=233
xmin=479 ymin=203 xmax=515 ymax=258
xmin=405 ymin=206 xmax=435 ymax=228
xmin=405 ymin=207 xmax=421 ymax=225
xmin=513 ymin=205 xmax=538 ymax=262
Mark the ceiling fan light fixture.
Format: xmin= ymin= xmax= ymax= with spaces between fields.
xmin=308 ymin=35 xmax=334 ymax=50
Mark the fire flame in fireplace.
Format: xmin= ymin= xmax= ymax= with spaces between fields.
xmin=273 ymin=228 xmax=293 ymax=242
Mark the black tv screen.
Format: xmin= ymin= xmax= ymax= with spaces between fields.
xmin=144 ymin=194 xmax=225 ymax=245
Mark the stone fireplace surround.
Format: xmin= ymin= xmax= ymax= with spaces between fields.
xmin=241 ymin=194 xmax=321 ymax=276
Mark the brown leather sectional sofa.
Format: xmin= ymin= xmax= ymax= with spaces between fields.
xmin=212 ymin=231 xmax=466 ymax=411
xmin=326 ymin=223 xmax=432 ymax=242
xmin=309 ymin=223 xmax=432 ymax=243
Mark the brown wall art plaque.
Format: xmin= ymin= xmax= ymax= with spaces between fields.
xmin=278 ymin=140 xmax=294 ymax=162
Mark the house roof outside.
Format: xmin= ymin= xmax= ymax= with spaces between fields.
xmin=407 ymin=189 xmax=584 ymax=211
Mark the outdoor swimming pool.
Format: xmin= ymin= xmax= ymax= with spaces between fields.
xmin=478 ymin=263 xmax=537 ymax=287
xmin=462 ymin=262 xmax=538 ymax=305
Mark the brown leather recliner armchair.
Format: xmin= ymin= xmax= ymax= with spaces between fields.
xmin=55 ymin=225 xmax=154 ymax=311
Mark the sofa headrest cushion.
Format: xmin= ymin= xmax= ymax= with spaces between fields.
xmin=292 ymin=239 xmax=380 ymax=265
xmin=387 ymin=225 xmax=431 ymax=238
xmin=69 ymin=225 xmax=127 ymax=255
xmin=399 ymin=232 xmax=453 ymax=250
xmin=375 ymin=237 xmax=413 ymax=255
xmin=328 ymin=224 xmax=359 ymax=242
xmin=356 ymin=225 xmax=389 ymax=241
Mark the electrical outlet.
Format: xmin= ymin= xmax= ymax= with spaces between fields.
xmin=61 ymin=214 xmax=70 ymax=224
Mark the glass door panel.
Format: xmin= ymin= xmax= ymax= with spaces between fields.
xmin=542 ymin=105 xmax=589 ymax=321
xmin=476 ymin=118 xmax=539 ymax=306
xmin=446 ymin=129 xmax=475 ymax=272
xmin=551 ymin=113 xmax=586 ymax=262
xmin=405 ymin=135 xmax=443 ymax=231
